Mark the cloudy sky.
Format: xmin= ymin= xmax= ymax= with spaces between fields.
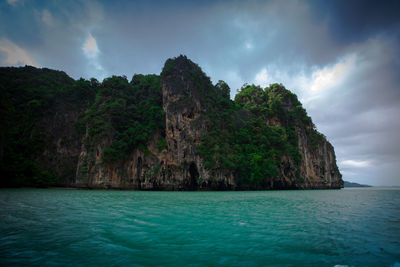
xmin=1 ymin=0 xmax=399 ymax=186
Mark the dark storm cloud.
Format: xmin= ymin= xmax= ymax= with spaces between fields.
xmin=308 ymin=0 xmax=400 ymax=43
xmin=302 ymin=35 xmax=400 ymax=185
xmin=0 ymin=0 xmax=399 ymax=185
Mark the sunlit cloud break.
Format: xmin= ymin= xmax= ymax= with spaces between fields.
xmin=82 ymin=33 xmax=106 ymax=80
xmin=309 ymin=54 xmax=357 ymax=92
xmin=340 ymin=160 xmax=372 ymax=168
xmin=254 ymin=68 xmax=270 ymax=88
xmin=82 ymin=33 xmax=99 ymax=58
xmin=248 ymin=53 xmax=357 ymax=103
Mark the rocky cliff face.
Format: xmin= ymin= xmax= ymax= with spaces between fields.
xmin=0 ymin=56 xmax=343 ymax=189
xmin=276 ymin=126 xmax=342 ymax=189
xmin=161 ymin=57 xmax=210 ymax=189
xmin=38 ymin=100 xmax=82 ymax=184
xmin=74 ymin=56 xmax=235 ymax=189
xmin=266 ymin=87 xmax=343 ymax=189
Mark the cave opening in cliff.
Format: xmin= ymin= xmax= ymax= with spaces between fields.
xmin=136 ymin=157 xmax=142 ymax=189
xmin=189 ymin=162 xmax=199 ymax=190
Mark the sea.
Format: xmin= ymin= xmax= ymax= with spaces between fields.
xmin=0 ymin=188 xmax=399 ymax=266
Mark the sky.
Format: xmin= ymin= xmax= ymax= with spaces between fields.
xmin=1 ymin=0 xmax=399 ymax=186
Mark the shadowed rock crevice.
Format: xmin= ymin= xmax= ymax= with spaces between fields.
xmin=188 ymin=162 xmax=199 ymax=190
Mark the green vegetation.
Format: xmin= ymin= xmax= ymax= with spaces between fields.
xmin=0 ymin=58 xmax=326 ymax=188
xmin=0 ymin=66 xmax=76 ymax=187
xmin=0 ymin=66 xmax=164 ymax=187
xmin=81 ymin=74 xmax=164 ymax=163
xmin=198 ymin=82 xmax=319 ymax=186
xmin=157 ymin=138 xmax=168 ymax=152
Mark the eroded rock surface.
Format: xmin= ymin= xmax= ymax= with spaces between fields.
xmin=0 ymin=56 xmax=343 ymax=189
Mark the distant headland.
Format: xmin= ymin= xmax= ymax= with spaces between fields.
xmin=343 ymin=181 xmax=372 ymax=188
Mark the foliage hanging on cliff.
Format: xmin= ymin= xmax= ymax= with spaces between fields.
xmin=198 ymin=82 xmax=306 ymax=186
xmin=82 ymin=74 xmax=165 ymax=162
xmin=0 ymin=57 xmax=335 ymax=188
xmin=0 ymin=66 xmax=81 ymax=186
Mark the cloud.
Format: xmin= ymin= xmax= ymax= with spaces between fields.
xmin=81 ymin=32 xmax=106 ymax=80
xmin=253 ymin=68 xmax=270 ymax=88
xmin=245 ymin=41 xmax=254 ymax=50
xmin=309 ymin=54 xmax=356 ymax=92
xmin=82 ymin=33 xmax=99 ymax=58
xmin=41 ymin=9 xmax=54 ymax=26
xmin=239 ymin=34 xmax=399 ymax=186
xmin=7 ymin=0 xmax=18 ymax=6
xmin=289 ymin=53 xmax=358 ymax=106
xmin=303 ymin=37 xmax=400 ymax=186
xmin=308 ymin=0 xmax=400 ymax=44
xmin=0 ymin=38 xmax=37 ymax=66
xmin=340 ymin=160 xmax=371 ymax=168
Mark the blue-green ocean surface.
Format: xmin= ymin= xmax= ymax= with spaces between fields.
xmin=0 ymin=188 xmax=399 ymax=266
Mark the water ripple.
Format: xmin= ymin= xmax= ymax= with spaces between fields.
xmin=0 ymin=188 xmax=399 ymax=266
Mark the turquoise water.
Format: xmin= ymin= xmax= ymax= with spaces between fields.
xmin=0 ymin=188 xmax=399 ymax=266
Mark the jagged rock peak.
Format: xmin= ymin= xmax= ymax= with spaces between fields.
xmin=162 ymin=55 xmax=202 ymax=75
xmin=161 ymin=55 xmax=213 ymax=101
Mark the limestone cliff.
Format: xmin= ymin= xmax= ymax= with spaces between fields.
xmin=74 ymin=56 xmax=234 ymax=189
xmin=265 ymin=86 xmax=343 ymax=189
xmin=0 ymin=56 xmax=343 ymax=189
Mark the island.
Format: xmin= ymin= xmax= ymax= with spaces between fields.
xmin=343 ymin=181 xmax=372 ymax=188
xmin=0 ymin=55 xmax=343 ymax=190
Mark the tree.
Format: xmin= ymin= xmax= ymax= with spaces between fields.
xmin=215 ymin=80 xmax=230 ymax=99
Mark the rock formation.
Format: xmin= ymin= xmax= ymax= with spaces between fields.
xmin=0 ymin=56 xmax=343 ymax=189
